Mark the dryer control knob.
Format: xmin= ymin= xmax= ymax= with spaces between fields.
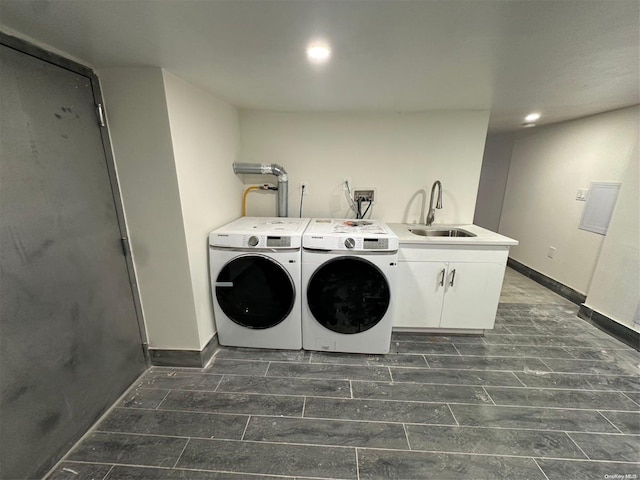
xmin=344 ymin=238 xmax=356 ymax=249
xmin=248 ymin=236 xmax=259 ymax=247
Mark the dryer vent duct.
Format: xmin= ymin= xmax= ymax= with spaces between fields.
xmin=233 ymin=162 xmax=288 ymax=217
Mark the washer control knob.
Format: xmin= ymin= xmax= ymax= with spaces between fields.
xmin=248 ymin=236 xmax=259 ymax=247
xmin=344 ymin=238 xmax=356 ymax=249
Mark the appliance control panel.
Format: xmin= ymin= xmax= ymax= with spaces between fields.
xmin=304 ymin=235 xmax=397 ymax=251
xmin=363 ymin=238 xmax=389 ymax=249
xmin=244 ymin=235 xmax=292 ymax=248
xmin=209 ymin=233 xmax=299 ymax=249
xmin=266 ymin=236 xmax=291 ymax=247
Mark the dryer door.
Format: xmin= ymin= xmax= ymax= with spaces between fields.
xmin=216 ymin=255 xmax=295 ymax=329
xmin=307 ymin=256 xmax=391 ymax=334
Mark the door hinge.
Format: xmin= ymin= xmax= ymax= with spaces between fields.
xmin=120 ymin=236 xmax=130 ymax=257
xmin=96 ymin=103 xmax=106 ymax=127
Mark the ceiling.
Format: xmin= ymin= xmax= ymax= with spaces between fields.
xmin=1 ymin=0 xmax=638 ymax=133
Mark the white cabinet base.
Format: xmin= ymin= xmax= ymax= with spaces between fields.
xmin=395 ymin=245 xmax=510 ymax=331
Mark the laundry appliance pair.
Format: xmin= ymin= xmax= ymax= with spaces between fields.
xmin=208 ymin=217 xmax=398 ymax=353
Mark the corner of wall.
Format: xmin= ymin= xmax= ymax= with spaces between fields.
xmin=99 ymin=67 xmax=201 ymax=351
xmin=162 ymin=70 xmax=242 ymax=350
xmin=584 ymin=134 xmax=639 ymax=331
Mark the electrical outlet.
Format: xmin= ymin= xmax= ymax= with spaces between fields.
xmin=353 ymin=189 xmax=375 ymax=203
xmin=300 ymin=182 xmax=308 ymax=195
xmin=547 ymin=246 xmax=556 ymax=258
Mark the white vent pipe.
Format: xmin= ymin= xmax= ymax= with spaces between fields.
xmin=232 ymin=162 xmax=288 ymax=217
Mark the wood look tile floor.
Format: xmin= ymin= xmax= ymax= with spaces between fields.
xmin=49 ymin=268 xmax=640 ymax=480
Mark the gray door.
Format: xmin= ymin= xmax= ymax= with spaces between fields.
xmin=0 ymin=39 xmax=147 ymax=479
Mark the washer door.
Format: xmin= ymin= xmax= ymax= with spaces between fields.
xmin=216 ymin=255 xmax=295 ymax=329
xmin=307 ymin=256 xmax=391 ymax=334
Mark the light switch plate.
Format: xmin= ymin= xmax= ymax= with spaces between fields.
xmin=576 ymin=188 xmax=589 ymax=201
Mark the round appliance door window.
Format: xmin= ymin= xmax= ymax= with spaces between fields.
xmin=307 ymin=256 xmax=390 ymax=334
xmin=216 ymin=255 xmax=295 ymax=329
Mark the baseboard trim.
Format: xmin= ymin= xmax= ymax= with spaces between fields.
xmin=507 ymin=258 xmax=587 ymax=306
xmin=149 ymin=334 xmax=219 ymax=368
xmin=578 ymin=305 xmax=640 ymax=351
xmin=393 ymin=327 xmax=484 ymax=335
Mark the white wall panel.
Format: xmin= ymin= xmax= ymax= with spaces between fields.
xmin=163 ymin=71 xmax=241 ymax=347
xmin=238 ymin=111 xmax=489 ymax=224
xmin=499 ymin=106 xmax=639 ymax=294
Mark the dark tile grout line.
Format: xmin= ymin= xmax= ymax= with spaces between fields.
xmin=166 ymin=400 xmax=638 ymax=416
xmin=101 ymin=465 xmax=114 ymax=480
xmin=57 ymin=460 xmax=317 ymax=479
xmin=596 ymin=411 xmax=625 ymax=434
xmin=98 ymin=409 xmax=636 ymax=435
xmin=155 ymin=390 xmax=171 ymax=410
xmin=240 ymin=416 xmax=251 ymax=441
xmin=482 ymin=386 xmax=496 ymax=405
xmin=446 ymin=405 xmax=459 ymax=426
xmin=622 ymin=392 xmax=640 ymax=408
xmin=162 ymin=364 xmax=640 ymax=379
xmin=131 ymin=374 xmax=640 ymax=394
xmin=172 ymin=437 xmax=190 ymax=469
xmin=213 ymin=374 xmax=224 ymax=392
xmin=533 ymin=458 xmax=551 ymax=480
xmin=129 ymin=378 xmax=640 ymax=402
xmin=65 ymin=431 xmax=640 ymax=465
xmin=565 ymin=432 xmax=592 ymax=460
xmin=401 ymin=423 xmax=411 ymax=450
xmin=57 ymin=452 xmax=640 ymax=469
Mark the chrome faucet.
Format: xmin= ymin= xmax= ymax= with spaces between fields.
xmin=426 ymin=180 xmax=443 ymax=226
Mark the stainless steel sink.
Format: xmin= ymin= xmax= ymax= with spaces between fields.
xmin=409 ymin=228 xmax=476 ymax=238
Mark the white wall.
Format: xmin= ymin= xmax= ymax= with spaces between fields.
xmin=584 ymin=141 xmax=639 ymax=332
xmin=474 ymin=133 xmax=514 ymax=231
xmin=162 ymin=71 xmax=241 ymax=348
xmin=239 ymin=111 xmax=490 ymax=223
xmin=499 ymin=106 xmax=639 ymax=295
xmin=99 ymin=68 xmax=200 ymax=350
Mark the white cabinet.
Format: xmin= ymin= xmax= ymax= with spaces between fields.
xmin=396 ymin=261 xmax=447 ymax=328
xmin=439 ymin=262 xmax=506 ymax=329
xmin=395 ymin=245 xmax=509 ymax=330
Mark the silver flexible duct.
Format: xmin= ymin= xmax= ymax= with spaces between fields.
xmin=232 ymin=162 xmax=288 ymax=217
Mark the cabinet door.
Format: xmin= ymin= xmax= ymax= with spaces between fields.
xmin=395 ymin=261 xmax=447 ymax=328
xmin=440 ymin=262 xmax=506 ymax=329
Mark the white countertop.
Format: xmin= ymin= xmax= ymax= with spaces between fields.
xmin=387 ymin=223 xmax=518 ymax=247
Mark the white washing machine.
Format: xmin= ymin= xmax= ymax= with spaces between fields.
xmin=302 ymin=219 xmax=399 ymax=354
xmin=209 ymin=217 xmax=310 ymax=350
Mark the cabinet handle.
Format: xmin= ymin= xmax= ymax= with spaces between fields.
xmin=440 ymin=268 xmax=446 ymax=286
xmin=449 ymin=268 xmax=456 ymax=287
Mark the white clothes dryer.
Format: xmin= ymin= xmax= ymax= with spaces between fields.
xmin=302 ymin=219 xmax=399 ymax=354
xmin=209 ymin=217 xmax=310 ymax=350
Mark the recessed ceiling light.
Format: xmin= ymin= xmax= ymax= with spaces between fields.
xmin=306 ymin=42 xmax=331 ymax=64
xmin=525 ymin=112 xmax=541 ymax=122
xmin=521 ymin=122 xmax=537 ymax=128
